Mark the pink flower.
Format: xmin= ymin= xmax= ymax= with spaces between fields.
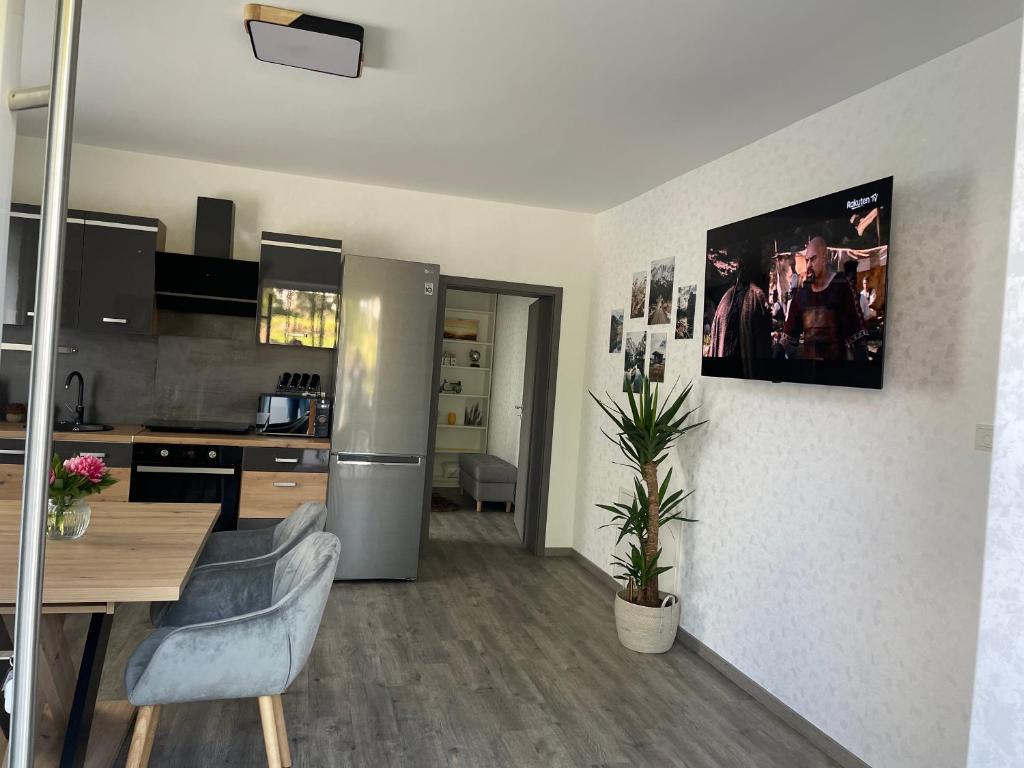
xmin=49 ymin=468 xmax=55 ymax=486
xmin=63 ymin=454 xmax=106 ymax=484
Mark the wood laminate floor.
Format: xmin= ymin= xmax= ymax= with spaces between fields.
xmin=98 ymin=506 xmax=839 ymax=767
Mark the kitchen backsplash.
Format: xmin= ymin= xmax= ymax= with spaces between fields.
xmin=0 ymin=322 xmax=335 ymax=425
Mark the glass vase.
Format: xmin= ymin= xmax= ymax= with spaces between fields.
xmin=46 ymin=497 xmax=91 ymax=540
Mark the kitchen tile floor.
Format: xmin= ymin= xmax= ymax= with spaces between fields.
xmin=98 ymin=507 xmax=838 ymax=767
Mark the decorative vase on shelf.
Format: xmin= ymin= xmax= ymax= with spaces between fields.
xmin=46 ymin=497 xmax=92 ymax=540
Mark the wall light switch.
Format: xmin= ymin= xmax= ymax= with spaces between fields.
xmin=975 ymin=424 xmax=994 ymax=452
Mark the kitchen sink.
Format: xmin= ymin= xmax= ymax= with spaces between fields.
xmin=55 ymin=422 xmax=114 ymax=433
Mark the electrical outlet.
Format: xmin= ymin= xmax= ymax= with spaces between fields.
xmin=975 ymin=424 xmax=994 ymax=452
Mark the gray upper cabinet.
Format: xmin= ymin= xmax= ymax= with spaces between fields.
xmin=257 ymin=231 xmax=342 ymax=348
xmin=6 ymin=205 xmax=83 ymax=327
xmin=6 ymin=205 xmax=164 ymax=334
xmin=77 ymin=215 xmax=163 ymax=334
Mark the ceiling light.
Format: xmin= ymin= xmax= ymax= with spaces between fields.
xmin=244 ymin=4 xmax=364 ymax=78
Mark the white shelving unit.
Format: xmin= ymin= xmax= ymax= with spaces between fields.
xmin=432 ymin=289 xmax=497 ymax=489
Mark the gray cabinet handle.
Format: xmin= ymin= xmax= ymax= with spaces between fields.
xmin=0 ymin=449 xmax=25 ymax=456
xmin=272 ymin=481 xmax=297 ymax=488
xmin=26 ymin=311 xmax=34 ymax=317
xmin=80 ymin=452 xmax=106 ymax=458
xmin=101 ymin=317 xmax=128 ymax=324
xmin=274 ymin=457 xmax=298 ymax=463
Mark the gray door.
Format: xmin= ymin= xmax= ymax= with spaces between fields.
xmin=332 ymin=254 xmax=439 ymax=456
xmin=328 ymin=454 xmax=426 ymax=580
xmin=514 ymin=300 xmax=542 ymax=542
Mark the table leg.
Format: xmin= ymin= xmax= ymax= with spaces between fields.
xmin=59 ymin=611 xmax=112 ymax=768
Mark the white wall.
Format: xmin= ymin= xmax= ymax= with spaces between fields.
xmin=0 ymin=0 xmax=22 ymax=357
xmin=11 ymin=136 xmax=593 ymax=547
xmin=967 ymin=23 xmax=1024 ymax=768
xmin=488 ymin=294 xmax=534 ymax=466
xmin=575 ymin=22 xmax=1020 ymax=768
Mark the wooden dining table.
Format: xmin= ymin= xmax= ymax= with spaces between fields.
xmin=0 ymin=501 xmax=219 ymax=767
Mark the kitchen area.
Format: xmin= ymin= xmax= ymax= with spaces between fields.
xmin=0 ymin=196 xmax=440 ymax=582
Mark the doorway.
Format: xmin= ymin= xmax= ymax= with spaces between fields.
xmin=421 ymin=276 xmax=562 ymax=556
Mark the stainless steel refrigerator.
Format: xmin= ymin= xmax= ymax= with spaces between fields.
xmin=327 ymin=254 xmax=439 ymax=579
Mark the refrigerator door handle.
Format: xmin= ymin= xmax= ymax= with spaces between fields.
xmin=334 ymin=453 xmax=423 ymax=467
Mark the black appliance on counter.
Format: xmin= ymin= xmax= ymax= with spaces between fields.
xmin=129 ymin=441 xmax=243 ymax=531
xmin=256 ymin=393 xmax=331 ymax=438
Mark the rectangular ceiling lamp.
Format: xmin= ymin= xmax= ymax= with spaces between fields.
xmin=244 ymin=5 xmax=364 ymax=78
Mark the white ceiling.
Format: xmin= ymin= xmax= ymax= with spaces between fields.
xmin=17 ymin=0 xmax=1023 ymax=212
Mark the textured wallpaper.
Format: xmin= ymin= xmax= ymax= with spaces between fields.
xmin=967 ymin=27 xmax=1024 ymax=768
xmin=488 ymin=295 xmax=535 ymax=466
xmin=575 ymin=23 xmax=1020 ymax=768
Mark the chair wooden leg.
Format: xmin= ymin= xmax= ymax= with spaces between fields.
xmin=257 ymin=696 xmax=284 ymax=768
xmin=126 ymin=704 xmax=161 ymax=768
xmin=476 ymin=500 xmax=483 ymax=513
xmin=272 ymin=695 xmax=292 ymax=767
xmin=505 ymin=501 xmax=512 ymax=513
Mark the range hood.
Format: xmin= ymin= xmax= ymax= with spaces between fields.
xmin=155 ymin=198 xmax=259 ymax=317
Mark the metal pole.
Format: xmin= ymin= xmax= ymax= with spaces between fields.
xmin=7 ymin=1 xmax=81 ymax=766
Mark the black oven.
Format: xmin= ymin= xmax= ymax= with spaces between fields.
xmin=129 ymin=443 xmax=243 ymax=531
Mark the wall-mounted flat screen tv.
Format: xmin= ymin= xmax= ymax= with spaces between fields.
xmin=702 ymin=177 xmax=892 ymax=389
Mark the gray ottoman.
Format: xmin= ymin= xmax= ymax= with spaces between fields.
xmin=458 ymin=453 xmax=517 ymax=512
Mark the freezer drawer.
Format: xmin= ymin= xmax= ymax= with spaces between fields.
xmin=327 ymin=454 xmax=425 ymax=580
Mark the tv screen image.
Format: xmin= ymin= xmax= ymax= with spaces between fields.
xmin=702 ymin=177 xmax=892 ymax=389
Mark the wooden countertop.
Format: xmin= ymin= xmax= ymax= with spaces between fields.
xmin=133 ymin=429 xmax=329 ymax=449
xmin=0 ymin=501 xmax=219 ymax=605
xmin=0 ymin=423 xmax=140 ymax=443
xmin=0 ymin=422 xmax=330 ymax=450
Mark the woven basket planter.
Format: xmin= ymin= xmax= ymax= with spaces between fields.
xmin=614 ymin=590 xmax=681 ymax=654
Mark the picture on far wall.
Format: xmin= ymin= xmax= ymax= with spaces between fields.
xmin=648 ymin=258 xmax=674 ymax=325
xmin=609 ymin=309 xmax=624 ymax=353
xmin=623 ymin=331 xmax=647 ymax=393
xmin=675 ymin=284 xmax=697 ymax=339
xmin=630 ymin=272 xmax=647 ymax=318
xmin=444 ymin=317 xmax=479 ymax=341
xmin=649 ymin=332 xmax=667 ymax=383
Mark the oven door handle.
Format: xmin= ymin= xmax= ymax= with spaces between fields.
xmin=135 ymin=466 xmax=237 ymax=475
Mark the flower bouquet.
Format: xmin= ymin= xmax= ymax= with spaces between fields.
xmin=47 ymin=453 xmax=118 ymax=539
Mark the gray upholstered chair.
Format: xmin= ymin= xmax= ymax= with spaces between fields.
xmin=124 ymin=532 xmax=340 ymax=768
xmin=198 ymin=500 xmax=328 ymax=567
xmin=150 ymin=501 xmax=328 ymax=627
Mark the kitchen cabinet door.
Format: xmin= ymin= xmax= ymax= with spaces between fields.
xmin=257 ymin=233 xmax=342 ymax=348
xmin=5 ymin=207 xmax=84 ymax=327
xmin=77 ymin=220 xmax=158 ymax=334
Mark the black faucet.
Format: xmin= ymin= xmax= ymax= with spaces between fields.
xmin=64 ymin=370 xmax=85 ymax=425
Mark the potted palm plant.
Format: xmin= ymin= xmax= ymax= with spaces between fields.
xmin=591 ymin=377 xmax=705 ymax=653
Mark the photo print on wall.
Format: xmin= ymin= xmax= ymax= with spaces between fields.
xmin=630 ymin=272 xmax=647 ymax=318
xmin=649 ymin=332 xmax=667 ymax=383
xmin=648 ymin=258 xmax=674 ymax=325
xmin=675 ymin=284 xmax=697 ymax=339
xmin=609 ymin=309 xmax=624 ymax=353
xmin=624 ymin=331 xmax=647 ymax=393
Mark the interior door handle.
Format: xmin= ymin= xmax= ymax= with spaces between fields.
xmin=101 ymin=317 xmax=128 ymax=324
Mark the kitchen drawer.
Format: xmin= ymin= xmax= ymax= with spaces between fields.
xmin=242 ymin=447 xmax=329 ymax=473
xmin=53 ymin=441 xmax=132 ymax=467
xmin=0 ymin=464 xmax=23 ymax=500
xmin=239 ymin=471 xmax=328 ymax=519
xmin=0 ymin=439 xmax=25 ymax=465
xmin=0 ymin=440 xmax=131 ymax=501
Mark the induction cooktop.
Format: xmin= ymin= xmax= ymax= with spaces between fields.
xmin=143 ymin=420 xmax=251 ymax=435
